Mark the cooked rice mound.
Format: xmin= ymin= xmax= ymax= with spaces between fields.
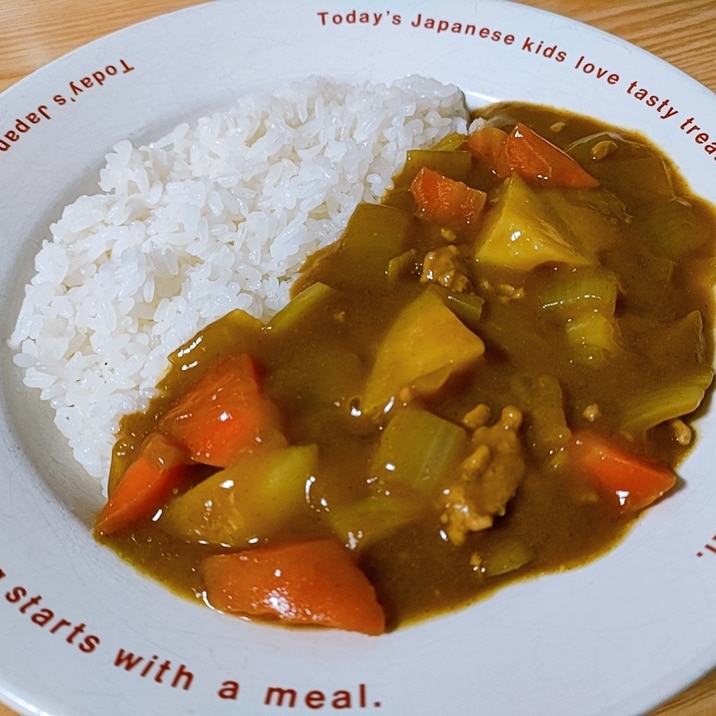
xmin=9 ymin=75 xmax=470 ymax=484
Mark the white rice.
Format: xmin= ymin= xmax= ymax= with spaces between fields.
xmin=9 ymin=75 xmax=470 ymax=486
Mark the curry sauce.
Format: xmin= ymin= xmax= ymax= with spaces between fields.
xmin=99 ymin=103 xmax=716 ymax=631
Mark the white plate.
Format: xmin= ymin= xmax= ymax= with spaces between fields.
xmin=2 ymin=1 xmax=716 ymax=714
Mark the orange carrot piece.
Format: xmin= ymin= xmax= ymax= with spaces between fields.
xmin=410 ymin=166 xmax=487 ymax=229
xmin=200 ymin=539 xmax=386 ymax=635
xmin=569 ymin=432 xmax=677 ymax=513
xmin=466 ymin=125 xmax=511 ymax=179
xmin=94 ymin=432 xmax=194 ymax=536
xmin=504 ymin=122 xmax=599 ymax=188
xmin=159 ymin=353 xmax=283 ymax=468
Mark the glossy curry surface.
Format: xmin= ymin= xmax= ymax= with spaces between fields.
xmin=101 ymin=103 xmax=716 ymax=630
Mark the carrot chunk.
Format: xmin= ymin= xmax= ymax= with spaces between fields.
xmin=199 ymin=539 xmax=386 ymax=635
xmin=504 ymin=122 xmax=599 ymax=188
xmin=410 ymin=166 xmax=487 ymax=229
xmin=94 ymin=432 xmax=194 ymax=536
xmin=159 ymin=353 xmax=283 ymax=468
xmin=568 ymin=432 xmax=677 ymax=513
xmin=466 ymin=125 xmax=511 ymax=179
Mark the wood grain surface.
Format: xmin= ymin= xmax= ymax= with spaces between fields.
xmin=0 ymin=1 xmax=714 ymax=714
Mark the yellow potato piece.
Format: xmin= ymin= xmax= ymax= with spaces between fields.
xmin=475 ymin=174 xmax=591 ymax=271
xmin=362 ymin=290 xmax=485 ymax=416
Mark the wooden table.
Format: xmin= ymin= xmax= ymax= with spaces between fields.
xmin=0 ymin=1 xmax=714 ymax=714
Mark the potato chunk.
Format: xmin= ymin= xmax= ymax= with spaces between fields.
xmin=362 ymin=290 xmax=485 ymax=416
xmin=474 ymin=174 xmax=591 ymax=271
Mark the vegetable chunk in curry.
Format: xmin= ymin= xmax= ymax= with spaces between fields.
xmin=95 ymin=102 xmax=716 ymax=635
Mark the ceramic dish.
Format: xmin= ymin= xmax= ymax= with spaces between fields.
xmin=2 ymin=1 xmax=716 ymax=714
